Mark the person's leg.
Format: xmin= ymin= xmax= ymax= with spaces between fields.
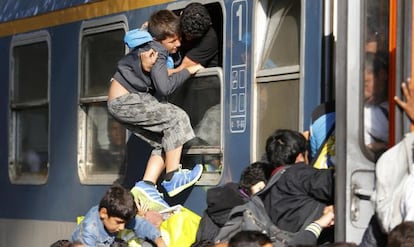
xmin=109 ymin=94 xmax=202 ymax=199
xmin=108 ymin=93 xmax=169 ymax=210
xmin=143 ymin=154 xmax=165 ymax=183
xmin=164 ymin=146 xmax=183 ymax=173
xmin=131 ymin=153 xmax=170 ymax=211
xmin=160 ymin=105 xmax=203 ymax=197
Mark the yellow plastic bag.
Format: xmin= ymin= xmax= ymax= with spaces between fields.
xmin=160 ymin=206 xmax=201 ymax=247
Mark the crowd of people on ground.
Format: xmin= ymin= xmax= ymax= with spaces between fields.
xmin=50 ymin=2 xmax=414 ymax=247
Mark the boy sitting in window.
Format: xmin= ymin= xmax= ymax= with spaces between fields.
xmin=108 ymin=9 xmax=204 ymax=211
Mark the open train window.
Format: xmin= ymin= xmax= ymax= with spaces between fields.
xmin=254 ymin=0 xmax=301 ymax=159
xmin=168 ymin=1 xmax=224 ymax=185
xmin=9 ymin=31 xmax=50 ymax=184
xmin=78 ymin=18 xmax=127 ymax=184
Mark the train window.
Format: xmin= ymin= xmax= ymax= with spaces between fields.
xmin=170 ymin=68 xmax=223 ymax=185
xmin=362 ymin=0 xmax=390 ymax=161
xmin=9 ymin=31 xmax=50 ymax=184
xmin=166 ymin=2 xmax=224 ymax=185
xmin=254 ymin=0 xmax=301 ymax=158
xmin=78 ymin=21 xmax=127 ymax=184
xmin=260 ymin=0 xmax=300 ymax=69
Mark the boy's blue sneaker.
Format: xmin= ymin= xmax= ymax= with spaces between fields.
xmin=131 ymin=181 xmax=170 ymax=211
xmin=161 ymin=164 xmax=203 ymax=197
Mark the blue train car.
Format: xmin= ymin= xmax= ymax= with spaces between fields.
xmin=1 ymin=0 xmax=413 ymax=246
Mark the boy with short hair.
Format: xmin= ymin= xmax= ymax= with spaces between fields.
xmin=71 ymin=184 xmax=166 ymax=247
xmin=108 ymin=9 xmax=204 ymax=211
xmin=262 ymin=129 xmax=335 ymax=243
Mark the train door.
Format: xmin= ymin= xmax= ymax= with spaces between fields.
xmin=335 ymin=0 xmax=413 ymax=242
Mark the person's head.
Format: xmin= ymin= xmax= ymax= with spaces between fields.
xmin=180 ymin=3 xmax=212 ymax=41
xmin=387 ymin=221 xmax=414 ymax=247
xmin=50 ymin=239 xmax=72 ymax=247
xmin=373 ymin=51 xmax=388 ymax=102
xmin=364 ymin=52 xmax=388 ymax=104
xmin=98 ymin=184 xmax=137 ymax=234
xmin=107 ymin=118 xmax=126 ymax=147
xmin=364 ymin=52 xmax=376 ymax=102
xmin=148 ymin=9 xmax=181 ymax=54
xmin=71 ymin=241 xmax=85 ymax=247
xmin=266 ymin=129 xmax=308 ymax=167
xmin=228 ymin=230 xmax=272 ymax=247
xmin=239 ymin=162 xmax=273 ymax=196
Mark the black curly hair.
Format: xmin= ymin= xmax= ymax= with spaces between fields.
xmin=265 ymin=129 xmax=308 ymax=167
xmin=180 ymin=3 xmax=212 ymax=40
xmin=239 ymin=161 xmax=273 ymax=195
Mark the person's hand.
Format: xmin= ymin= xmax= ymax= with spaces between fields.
xmin=135 ymin=198 xmax=149 ymax=217
xmin=302 ymin=131 xmax=310 ymax=140
xmin=141 ymin=21 xmax=148 ymax=30
xmin=215 ymin=242 xmax=229 ymax=247
xmin=186 ymin=64 xmax=204 ymax=74
xmin=154 ymin=236 xmax=167 ymax=247
xmin=394 ymin=78 xmax=414 ymax=124
xmin=314 ymin=205 xmax=335 ymax=228
xmin=140 ymin=48 xmax=158 ymax=72
xmin=143 ymin=210 xmax=163 ymax=228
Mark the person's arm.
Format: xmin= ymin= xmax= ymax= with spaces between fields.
xmin=130 ymin=215 xmax=162 ymax=243
xmin=289 ymin=205 xmax=335 ymax=245
xmin=304 ymin=167 xmax=335 ymax=203
xmin=140 ymin=49 xmax=158 ymax=72
xmin=168 ymin=56 xmax=199 ymax=75
xmin=168 ymin=27 xmax=217 ymax=74
xmin=394 ymin=78 xmax=414 ymax=124
xmin=71 ymin=223 xmax=98 ymax=247
xmin=401 ymin=175 xmax=414 ymax=221
xmin=154 ymin=236 xmax=168 ymax=247
xmin=150 ymin=45 xmax=202 ymax=96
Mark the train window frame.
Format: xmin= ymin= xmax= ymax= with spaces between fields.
xmin=9 ymin=30 xmax=51 ymax=184
xmin=253 ymin=0 xmax=302 ymax=160
xmin=167 ymin=1 xmax=225 ymax=185
xmin=77 ymin=16 xmax=128 ymax=185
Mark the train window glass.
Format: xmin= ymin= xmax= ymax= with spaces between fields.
xmin=256 ymin=79 xmax=300 ymax=156
xmin=362 ymin=0 xmax=390 ymax=160
xmin=260 ymin=0 xmax=300 ymax=69
xmin=81 ymin=29 xmax=125 ymax=97
xmin=170 ymin=68 xmax=223 ymax=185
xmin=255 ymin=0 xmax=301 ymax=159
xmin=9 ymin=33 xmax=50 ymax=184
xmin=78 ymin=23 xmax=126 ymax=184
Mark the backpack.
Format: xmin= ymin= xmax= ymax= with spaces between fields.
xmin=309 ymin=101 xmax=336 ymax=169
xmin=192 ymin=183 xmax=246 ymax=246
xmin=214 ymin=166 xmax=319 ymax=246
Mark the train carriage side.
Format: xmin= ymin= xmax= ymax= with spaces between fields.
xmin=0 ymin=0 xmax=249 ymax=246
xmin=1 ymin=0 xmax=394 ymax=246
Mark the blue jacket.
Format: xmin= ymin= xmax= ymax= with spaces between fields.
xmin=71 ymin=205 xmax=160 ymax=247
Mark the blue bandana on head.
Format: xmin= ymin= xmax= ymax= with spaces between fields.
xmin=124 ymin=29 xmax=153 ymax=48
